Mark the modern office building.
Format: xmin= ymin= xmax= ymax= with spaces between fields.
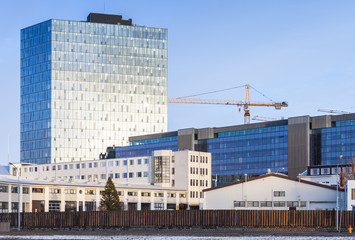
xmin=108 ymin=113 xmax=355 ymax=186
xmin=20 ymin=13 xmax=168 ymax=164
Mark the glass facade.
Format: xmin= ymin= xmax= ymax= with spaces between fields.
xmin=115 ymin=125 xmax=288 ymax=185
xmin=207 ymin=125 xmax=288 ymax=184
xmin=311 ymin=120 xmax=355 ymax=166
xmin=21 ymin=18 xmax=168 ymax=164
xmin=115 ymin=136 xmax=178 ymax=158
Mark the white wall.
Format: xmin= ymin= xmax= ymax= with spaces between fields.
xmin=204 ymin=174 xmax=341 ymax=210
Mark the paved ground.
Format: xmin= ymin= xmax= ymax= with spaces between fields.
xmin=3 ymin=227 xmax=355 ymax=237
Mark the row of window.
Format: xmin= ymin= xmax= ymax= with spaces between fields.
xmin=25 ymin=158 xmax=151 ymax=173
xmin=190 ymin=179 xmax=208 ymax=187
xmin=0 ymin=186 xmax=30 ymax=194
xmin=234 ymin=201 xmax=306 ymax=208
xmin=190 ymin=191 xmax=203 ymax=199
xmin=190 ymin=167 xmax=208 ymax=175
xmin=190 ymin=155 xmax=208 ymax=163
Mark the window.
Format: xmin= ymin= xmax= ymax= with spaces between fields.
xmin=260 ymin=201 xmax=272 ymax=207
xmin=310 ymin=168 xmax=319 ymax=175
xmin=108 ymin=161 xmax=113 ymax=167
xmin=247 ymin=201 xmax=259 ymax=207
xmin=58 ymin=165 xmax=62 ymax=171
xmin=130 ymin=160 xmax=134 ymax=165
xmin=101 ymin=162 xmax=106 ymax=167
xmin=300 ymin=201 xmax=307 ymax=207
xmin=321 ymin=168 xmax=330 ymax=175
xmin=52 ymin=166 xmax=56 ymax=171
xmin=50 ymin=189 xmax=60 ymax=194
xmin=0 ymin=186 xmax=9 ymax=192
xmin=76 ymin=164 xmax=80 ymax=169
xmin=69 ymin=164 xmax=73 ymax=169
xmin=129 ymin=172 xmax=134 ymax=178
xmin=32 ymin=188 xmax=44 ymax=193
xmin=352 ymin=189 xmax=355 ymax=200
xmin=64 ymin=189 xmax=76 ymax=194
xmin=11 ymin=187 xmax=18 ymax=193
xmin=144 ymin=172 xmax=148 ymax=177
xmin=287 ymin=201 xmax=299 ymax=207
xmin=141 ymin=192 xmax=150 ymax=197
xmin=137 ymin=172 xmax=142 ymax=177
xmin=123 ymin=173 xmax=127 ymax=178
xmin=154 ymin=192 xmax=164 ymax=197
xmin=101 ymin=174 xmax=106 ymax=180
xmin=200 ymin=192 xmax=203 ymax=198
xmin=123 ymin=160 xmax=127 ymax=166
xmin=115 ymin=173 xmax=120 ymax=178
xmin=89 ymin=163 xmax=92 ymax=168
xmin=108 ymin=173 xmax=113 ymax=179
xmin=49 ymin=201 xmax=60 ymax=212
xmin=115 ymin=161 xmax=120 ymax=166
xmin=138 ymin=159 xmax=142 ymax=165
xmin=128 ymin=192 xmax=137 ymax=196
xmin=81 ymin=175 xmax=85 ymax=180
xmin=274 ymin=191 xmax=285 ymax=197
xmin=144 ymin=158 xmax=149 ymax=164
xmin=94 ymin=174 xmax=98 ymax=180
xmin=274 ymin=201 xmax=286 ymax=207
xmin=154 ymin=203 xmax=163 ymax=210
xmin=179 ymin=194 xmax=186 ymax=198
xmin=85 ymin=190 xmax=96 ymax=195
xmin=94 ymin=162 xmax=98 ymax=168
xmin=168 ymin=193 xmax=176 ymax=198
xmin=23 ymin=187 xmax=29 ymax=194
xmin=64 ymin=165 xmax=68 ymax=170
xmin=75 ymin=175 xmax=80 ymax=180
xmin=172 ymin=168 xmax=175 ymax=175
xmin=234 ymin=201 xmax=245 ymax=207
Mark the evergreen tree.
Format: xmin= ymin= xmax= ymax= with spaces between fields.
xmin=100 ymin=177 xmax=121 ymax=211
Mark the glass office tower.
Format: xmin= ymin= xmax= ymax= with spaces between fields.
xmin=21 ymin=13 xmax=168 ymax=164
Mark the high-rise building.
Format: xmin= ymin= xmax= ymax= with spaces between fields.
xmin=20 ymin=13 xmax=168 ymax=164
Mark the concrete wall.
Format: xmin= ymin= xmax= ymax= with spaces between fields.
xmin=288 ymin=116 xmax=310 ymax=177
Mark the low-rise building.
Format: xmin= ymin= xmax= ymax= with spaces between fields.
xmin=203 ymin=173 xmax=345 ymax=210
xmin=2 ymin=150 xmax=211 ymax=212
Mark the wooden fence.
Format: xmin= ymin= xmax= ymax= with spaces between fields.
xmin=0 ymin=210 xmax=354 ymax=229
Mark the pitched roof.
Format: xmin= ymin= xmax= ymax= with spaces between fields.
xmin=203 ymin=173 xmax=343 ymax=192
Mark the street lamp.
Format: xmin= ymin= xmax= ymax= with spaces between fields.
xmin=9 ymin=163 xmax=20 ymax=231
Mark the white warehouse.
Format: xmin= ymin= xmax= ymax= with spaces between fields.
xmin=203 ymin=173 xmax=345 ymax=210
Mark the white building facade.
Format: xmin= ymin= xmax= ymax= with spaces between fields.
xmin=203 ymin=173 xmax=344 ymax=210
xmin=6 ymin=150 xmax=211 ymax=211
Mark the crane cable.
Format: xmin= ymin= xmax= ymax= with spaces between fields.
xmin=176 ymin=84 xmax=276 ymax=103
xmin=177 ymin=85 xmax=246 ymax=99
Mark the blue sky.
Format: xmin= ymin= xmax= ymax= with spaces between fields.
xmin=0 ymin=0 xmax=355 ymax=164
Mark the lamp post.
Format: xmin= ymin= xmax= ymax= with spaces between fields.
xmin=9 ymin=163 xmax=20 ymax=231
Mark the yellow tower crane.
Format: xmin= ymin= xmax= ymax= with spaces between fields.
xmin=168 ymin=84 xmax=288 ymax=124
